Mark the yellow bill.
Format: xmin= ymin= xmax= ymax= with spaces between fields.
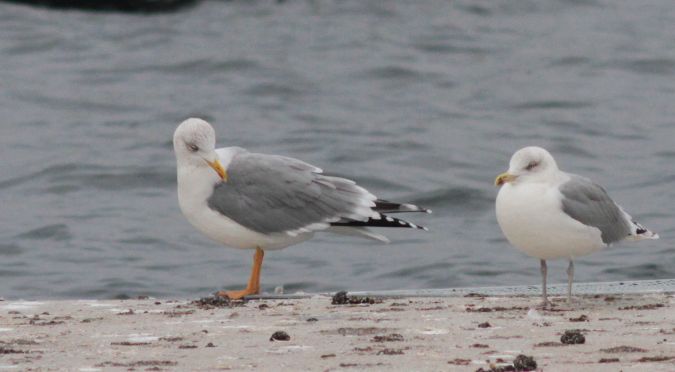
xmin=206 ymin=159 xmax=228 ymax=181
xmin=495 ymin=172 xmax=517 ymax=186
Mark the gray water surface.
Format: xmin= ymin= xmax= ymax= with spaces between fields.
xmin=0 ymin=0 xmax=672 ymax=299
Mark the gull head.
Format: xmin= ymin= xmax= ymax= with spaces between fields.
xmin=173 ymin=118 xmax=227 ymax=181
xmin=495 ymin=146 xmax=559 ymax=186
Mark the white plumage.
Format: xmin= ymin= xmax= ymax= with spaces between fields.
xmin=173 ymin=118 xmax=429 ymax=299
xmin=495 ymin=146 xmax=658 ymax=307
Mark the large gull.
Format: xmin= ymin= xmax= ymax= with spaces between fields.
xmin=495 ymin=146 xmax=658 ymax=307
xmin=173 ymin=118 xmax=429 ymax=299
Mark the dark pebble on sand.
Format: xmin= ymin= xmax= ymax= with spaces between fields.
xmin=569 ymin=314 xmax=589 ymax=322
xmin=331 ymin=291 xmax=380 ymax=305
xmin=561 ymin=329 xmax=585 ymax=344
xmin=371 ymin=334 xmax=404 ymax=342
xmin=513 ymin=354 xmax=537 ymax=371
xmin=270 ymin=331 xmax=290 ymax=341
xmin=477 ymin=322 xmax=491 ymax=328
xmin=193 ymin=296 xmax=236 ymax=309
xmin=377 ymin=348 xmax=404 ymax=355
xmin=332 ymin=291 xmax=349 ymax=304
xmin=206 ymin=342 xmax=215 ymax=347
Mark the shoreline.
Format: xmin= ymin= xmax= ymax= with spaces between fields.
xmin=0 ymin=282 xmax=673 ymax=371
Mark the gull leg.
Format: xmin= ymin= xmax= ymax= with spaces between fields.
xmin=252 ymin=247 xmax=264 ymax=292
xmin=538 ymin=259 xmax=551 ymax=309
xmin=217 ymin=247 xmax=265 ymax=300
xmin=566 ymin=259 xmax=574 ymax=303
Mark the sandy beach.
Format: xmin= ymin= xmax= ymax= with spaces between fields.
xmin=0 ymin=286 xmax=673 ymax=371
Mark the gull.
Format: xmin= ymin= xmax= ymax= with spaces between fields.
xmin=173 ymin=118 xmax=429 ymax=299
xmin=495 ymin=146 xmax=658 ymax=307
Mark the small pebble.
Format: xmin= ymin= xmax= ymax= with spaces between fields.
xmin=331 ymin=291 xmax=379 ymax=305
xmin=560 ymin=329 xmax=585 ymax=344
xmin=513 ymin=354 xmax=537 ymax=371
xmin=569 ymin=314 xmax=589 ymax=322
xmin=270 ymin=331 xmax=290 ymax=341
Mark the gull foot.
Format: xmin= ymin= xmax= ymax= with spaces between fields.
xmin=215 ymin=289 xmax=258 ymax=300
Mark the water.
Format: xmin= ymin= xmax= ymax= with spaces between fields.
xmin=0 ymin=0 xmax=673 ymax=300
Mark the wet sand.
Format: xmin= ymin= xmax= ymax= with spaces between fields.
xmin=0 ymin=292 xmax=673 ymax=371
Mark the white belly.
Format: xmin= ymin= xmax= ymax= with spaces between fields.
xmin=495 ymin=182 xmax=606 ymax=260
xmin=182 ymin=200 xmax=312 ymax=250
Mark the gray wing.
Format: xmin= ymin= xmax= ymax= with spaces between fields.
xmin=559 ymin=174 xmax=631 ymax=244
xmin=207 ymin=151 xmax=377 ymax=235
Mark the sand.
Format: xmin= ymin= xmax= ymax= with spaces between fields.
xmin=0 ymin=291 xmax=673 ymax=371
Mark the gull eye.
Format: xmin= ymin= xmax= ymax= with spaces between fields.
xmin=525 ymin=161 xmax=539 ymax=171
xmin=187 ymin=143 xmax=199 ymax=152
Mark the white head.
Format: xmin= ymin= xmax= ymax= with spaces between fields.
xmin=173 ymin=118 xmax=227 ymax=181
xmin=495 ymin=146 xmax=559 ymax=186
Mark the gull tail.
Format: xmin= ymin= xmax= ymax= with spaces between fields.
xmin=327 ymin=199 xmax=430 ymax=242
xmin=627 ymin=220 xmax=659 ymax=241
xmin=327 ymin=226 xmax=390 ymax=243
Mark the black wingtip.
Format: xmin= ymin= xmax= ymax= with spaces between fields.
xmin=331 ymin=214 xmax=429 ymax=231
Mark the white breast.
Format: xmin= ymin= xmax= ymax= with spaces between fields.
xmin=495 ymin=181 xmax=606 ymax=260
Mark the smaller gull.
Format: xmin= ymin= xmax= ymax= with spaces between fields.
xmin=173 ymin=118 xmax=430 ymax=299
xmin=495 ymin=146 xmax=658 ymax=307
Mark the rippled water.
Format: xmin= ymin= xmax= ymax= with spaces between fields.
xmin=0 ymin=0 xmax=673 ymax=299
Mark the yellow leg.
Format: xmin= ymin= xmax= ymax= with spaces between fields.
xmin=216 ymin=247 xmax=264 ymax=300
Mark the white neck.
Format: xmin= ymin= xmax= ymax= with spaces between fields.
xmin=177 ymin=164 xmax=220 ymax=215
